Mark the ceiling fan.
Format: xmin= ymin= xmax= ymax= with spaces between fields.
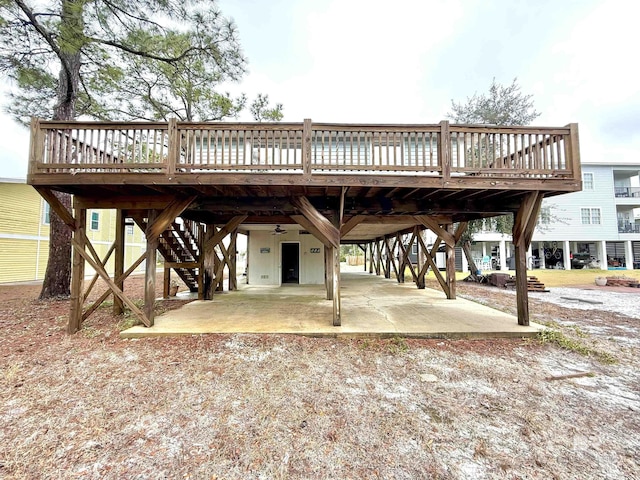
xmin=271 ymin=225 xmax=287 ymax=235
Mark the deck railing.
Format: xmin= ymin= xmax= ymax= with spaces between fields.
xmin=28 ymin=118 xmax=580 ymax=180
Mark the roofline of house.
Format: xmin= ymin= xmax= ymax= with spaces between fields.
xmin=581 ymin=161 xmax=640 ymax=168
xmin=0 ymin=177 xmax=26 ymax=184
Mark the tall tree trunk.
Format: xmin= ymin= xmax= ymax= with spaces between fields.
xmin=39 ymin=0 xmax=82 ymax=299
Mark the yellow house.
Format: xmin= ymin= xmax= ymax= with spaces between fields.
xmin=0 ymin=178 xmax=146 ymax=283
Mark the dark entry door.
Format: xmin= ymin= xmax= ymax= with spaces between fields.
xmin=281 ymin=243 xmax=300 ymax=284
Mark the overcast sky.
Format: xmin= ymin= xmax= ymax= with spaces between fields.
xmin=2 ymin=0 xmax=638 ymax=178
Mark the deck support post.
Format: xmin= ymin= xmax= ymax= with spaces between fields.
xmin=202 ymin=216 xmax=248 ymax=299
xmin=331 ymin=244 xmax=341 ymax=326
xmin=69 ymin=205 xmax=86 ymax=334
xmin=416 ymin=227 xmax=426 ymax=289
xmin=445 ymin=223 xmax=456 ymax=299
xmin=417 ymin=232 xmax=448 ymax=295
xmin=229 ymin=230 xmax=238 ymax=291
xmin=415 ymin=216 xmax=464 ymax=299
xmin=397 ymin=228 xmax=418 ymax=287
xmin=324 ymin=245 xmax=333 ymax=300
xmin=214 ymin=236 xmax=223 ymax=292
xmin=113 ymin=209 xmax=125 ymax=315
xmin=384 ymin=236 xmax=392 ymax=279
xmin=203 ymin=225 xmax=215 ymax=300
xmin=198 ymin=224 xmax=205 ymax=300
xmin=513 ymin=192 xmax=544 ymax=326
xmin=144 ymin=210 xmax=159 ymax=326
xmin=396 ymin=232 xmax=405 ymax=283
xmin=291 ymin=196 xmax=341 ymax=326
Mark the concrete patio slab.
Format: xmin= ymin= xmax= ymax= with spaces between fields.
xmin=121 ymin=270 xmax=544 ymax=339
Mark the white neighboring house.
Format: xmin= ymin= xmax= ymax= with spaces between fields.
xmin=464 ymin=163 xmax=640 ymax=272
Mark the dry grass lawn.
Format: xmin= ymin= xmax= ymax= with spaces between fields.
xmin=1 ymin=273 xmax=639 ymax=479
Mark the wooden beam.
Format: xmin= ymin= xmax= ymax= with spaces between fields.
xmin=512 ymin=192 xmax=541 ymax=248
xmin=83 ymin=242 xmax=116 ymax=303
xmin=291 ymin=196 xmax=340 ymax=247
xmin=302 ymin=118 xmax=312 ymax=176
xmin=440 ymin=120 xmax=451 ymax=183
xmin=396 ymin=232 xmax=405 ymax=283
xmin=291 ymin=215 xmax=333 ymax=249
xmin=397 ymin=229 xmax=418 ymax=284
xmin=453 ymin=221 xmax=469 ymax=244
xmin=164 ymin=261 xmax=200 ymax=269
xmin=198 ymin=224 xmax=205 ymax=300
xmin=359 ymin=215 xmax=446 ymax=225
xmin=512 ymin=192 xmax=544 ymax=326
xmin=68 ymin=207 xmax=86 ymax=333
xmin=83 ymin=252 xmax=146 ymax=321
xmin=114 ymin=210 xmax=125 ymax=315
xmin=416 ymin=233 xmax=449 ymax=297
xmin=73 ymin=233 xmax=150 ymax=326
xmin=203 ymin=215 xmax=248 ymax=252
xmin=146 ymin=195 xmax=197 ymax=241
xmin=331 ymin=245 xmax=341 ymax=326
xmin=523 ymin=195 xmax=544 ymax=247
xmin=386 ymin=235 xmax=400 ymax=280
xmin=339 ymin=186 xmax=347 ymax=225
xmin=229 ymin=231 xmax=238 ymax=291
xmin=213 ymin=240 xmax=232 ymax=288
xmin=28 ymin=117 xmax=43 ymax=176
xmin=384 ymin=236 xmax=391 ymax=279
xmin=34 ymin=186 xmax=76 ymax=230
xmin=414 ymin=215 xmax=455 ymax=247
xmin=167 ymin=118 xmax=179 ymax=176
xmin=324 ymin=245 xmax=333 ymax=300
xmin=144 ymin=210 xmax=158 ymax=325
xmin=75 ymin=195 xmax=178 ymax=210
xmin=203 ymin=225 xmax=216 ymax=300
xmin=340 ymin=215 xmax=364 ymax=237
xmin=445 ymin=223 xmax=456 ymax=299
xmin=163 ymin=266 xmax=171 ymax=298
xmin=415 ymin=227 xmax=426 ymax=288
xmin=567 ymin=123 xmax=582 ymax=185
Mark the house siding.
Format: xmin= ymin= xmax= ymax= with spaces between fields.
xmin=532 ymin=165 xmax=617 ymax=242
xmin=0 ymin=181 xmax=50 ymax=282
xmin=0 ymin=180 xmax=146 ymax=283
xmin=247 ymin=229 xmax=324 ymax=285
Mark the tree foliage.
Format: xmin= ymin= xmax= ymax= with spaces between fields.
xmin=448 ymin=77 xmax=540 ymax=126
xmin=0 ymin=0 xmax=283 ymax=298
xmin=250 ymin=93 xmax=283 ymax=122
xmin=447 ymin=78 xmax=540 ymax=271
xmin=0 ymin=0 xmax=264 ymax=124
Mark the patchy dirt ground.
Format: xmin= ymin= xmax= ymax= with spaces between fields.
xmin=0 ymin=275 xmax=639 ymax=479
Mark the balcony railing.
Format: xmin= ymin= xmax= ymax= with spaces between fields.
xmin=28 ymin=118 xmax=580 ymax=181
xmin=615 ymin=186 xmax=640 ymax=198
xmin=618 ymin=222 xmax=640 ymax=234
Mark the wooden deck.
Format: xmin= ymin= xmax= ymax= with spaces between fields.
xmin=27 ymin=118 xmax=581 ymax=331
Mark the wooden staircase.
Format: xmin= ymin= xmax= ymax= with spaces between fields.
xmin=504 ymin=275 xmax=549 ymax=292
xmin=132 ymin=216 xmax=201 ymax=292
xmin=158 ymin=220 xmax=201 ymax=292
